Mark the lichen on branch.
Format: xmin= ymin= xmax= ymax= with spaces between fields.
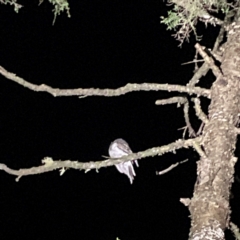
xmin=0 ymin=137 xmax=201 ymax=181
xmin=0 ymin=66 xmax=210 ymax=98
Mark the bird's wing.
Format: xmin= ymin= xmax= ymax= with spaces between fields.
xmin=117 ymin=142 xmax=132 ymax=154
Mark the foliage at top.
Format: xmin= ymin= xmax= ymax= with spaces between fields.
xmin=0 ymin=0 xmax=22 ymax=12
xmin=0 ymin=0 xmax=71 ymax=24
xmin=161 ymin=0 xmax=235 ymax=45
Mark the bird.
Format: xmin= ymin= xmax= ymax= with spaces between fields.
xmin=108 ymin=138 xmax=138 ymax=184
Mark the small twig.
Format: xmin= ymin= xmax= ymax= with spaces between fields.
xmin=155 ymin=96 xmax=186 ymax=106
xmin=194 ymin=48 xmax=199 ymax=73
xmin=179 ymin=126 xmax=188 ymax=139
xmin=230 ymin=222 xmax=240 ymax=240
xmin=156 ymin=159 xmax=188 ymax=175
xmin=197 ymin=122 xmax=205 ymax=136
xmin=181 ymin=59 xmax=204 ymax=65
xmin=156 ymin=96 xmax=196 ymax=137
xmin=192 ymin=98 xmax=209 ymax=124
xmin=180 ymin=198 xmax=191 ymax=206
xmin=183 ymin=100 xmax=196 ymax=137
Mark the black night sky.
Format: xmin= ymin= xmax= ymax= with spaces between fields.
xmin=0 ymin=0 xmax=240 ymax=239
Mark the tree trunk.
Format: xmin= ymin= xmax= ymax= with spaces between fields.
xmin=189 ymin=20 xmax=240 ymax=240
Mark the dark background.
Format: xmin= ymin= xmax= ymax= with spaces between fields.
xmin=0 ymin=0 xmax=239 ymax=239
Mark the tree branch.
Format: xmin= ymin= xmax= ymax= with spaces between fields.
xmin=155 ymin=96 xmax=186 ymax=106
xmin=183 ymin=100 xmax=196 ymax=137
xmin=195 ymin=43 xmax=222 ymax=78
xmin=0 ymin=137 xmax=201 ymax=181
xmin=192 ymin=140 xmax=207 ymax=159
xmin=192 ymin=97 xmax=209 ymax=124
xmin=187 ymin=15 xmax=229 ymax=88
xmin=156 ymin=96 xmax=196 ymax=137
xmin=187 ymin=62 xmax=210 ymax=87
xmin=156 ymin=159 xmax=188 ymax=175
xmin=230 ymin=222 xmax=240 ymax=240
xmin=0 ymin=66 xmax=210 ymax=98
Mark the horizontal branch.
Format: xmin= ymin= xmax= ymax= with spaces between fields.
xmin=0 ymin=137 xmax=201 ymax=181
xmin=0 ymin=66 xmax=210 ymax=98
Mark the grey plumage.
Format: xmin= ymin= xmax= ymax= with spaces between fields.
xmin=108 ymin=138 xmax=138 ymax=184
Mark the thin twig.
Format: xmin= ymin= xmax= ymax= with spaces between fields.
xmin=197 ymin=122 xmax=205 ymax=136
xmin=181 ymin=59 xmax=204 ymax=65
xmin=192 ymin=98 xmax=209 ymax=124
xmin=230 ymin=222 xmax=240 ymax=240
xmin=156 ymin=159 xmax=188 ymax=175
xmin=183 ymin=100 xmax=196 ymax=137
xmin=156 ymin=96 xmax=196 ymax=137
xmin=155 ymin=96 xmax=186 ymax=106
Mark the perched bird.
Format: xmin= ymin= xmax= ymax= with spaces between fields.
xmin=108 ymin=138 xmax=138 ymax=184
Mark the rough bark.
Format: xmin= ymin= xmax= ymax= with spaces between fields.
xmin=189 ymin=20 xmax=240 ymax=240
